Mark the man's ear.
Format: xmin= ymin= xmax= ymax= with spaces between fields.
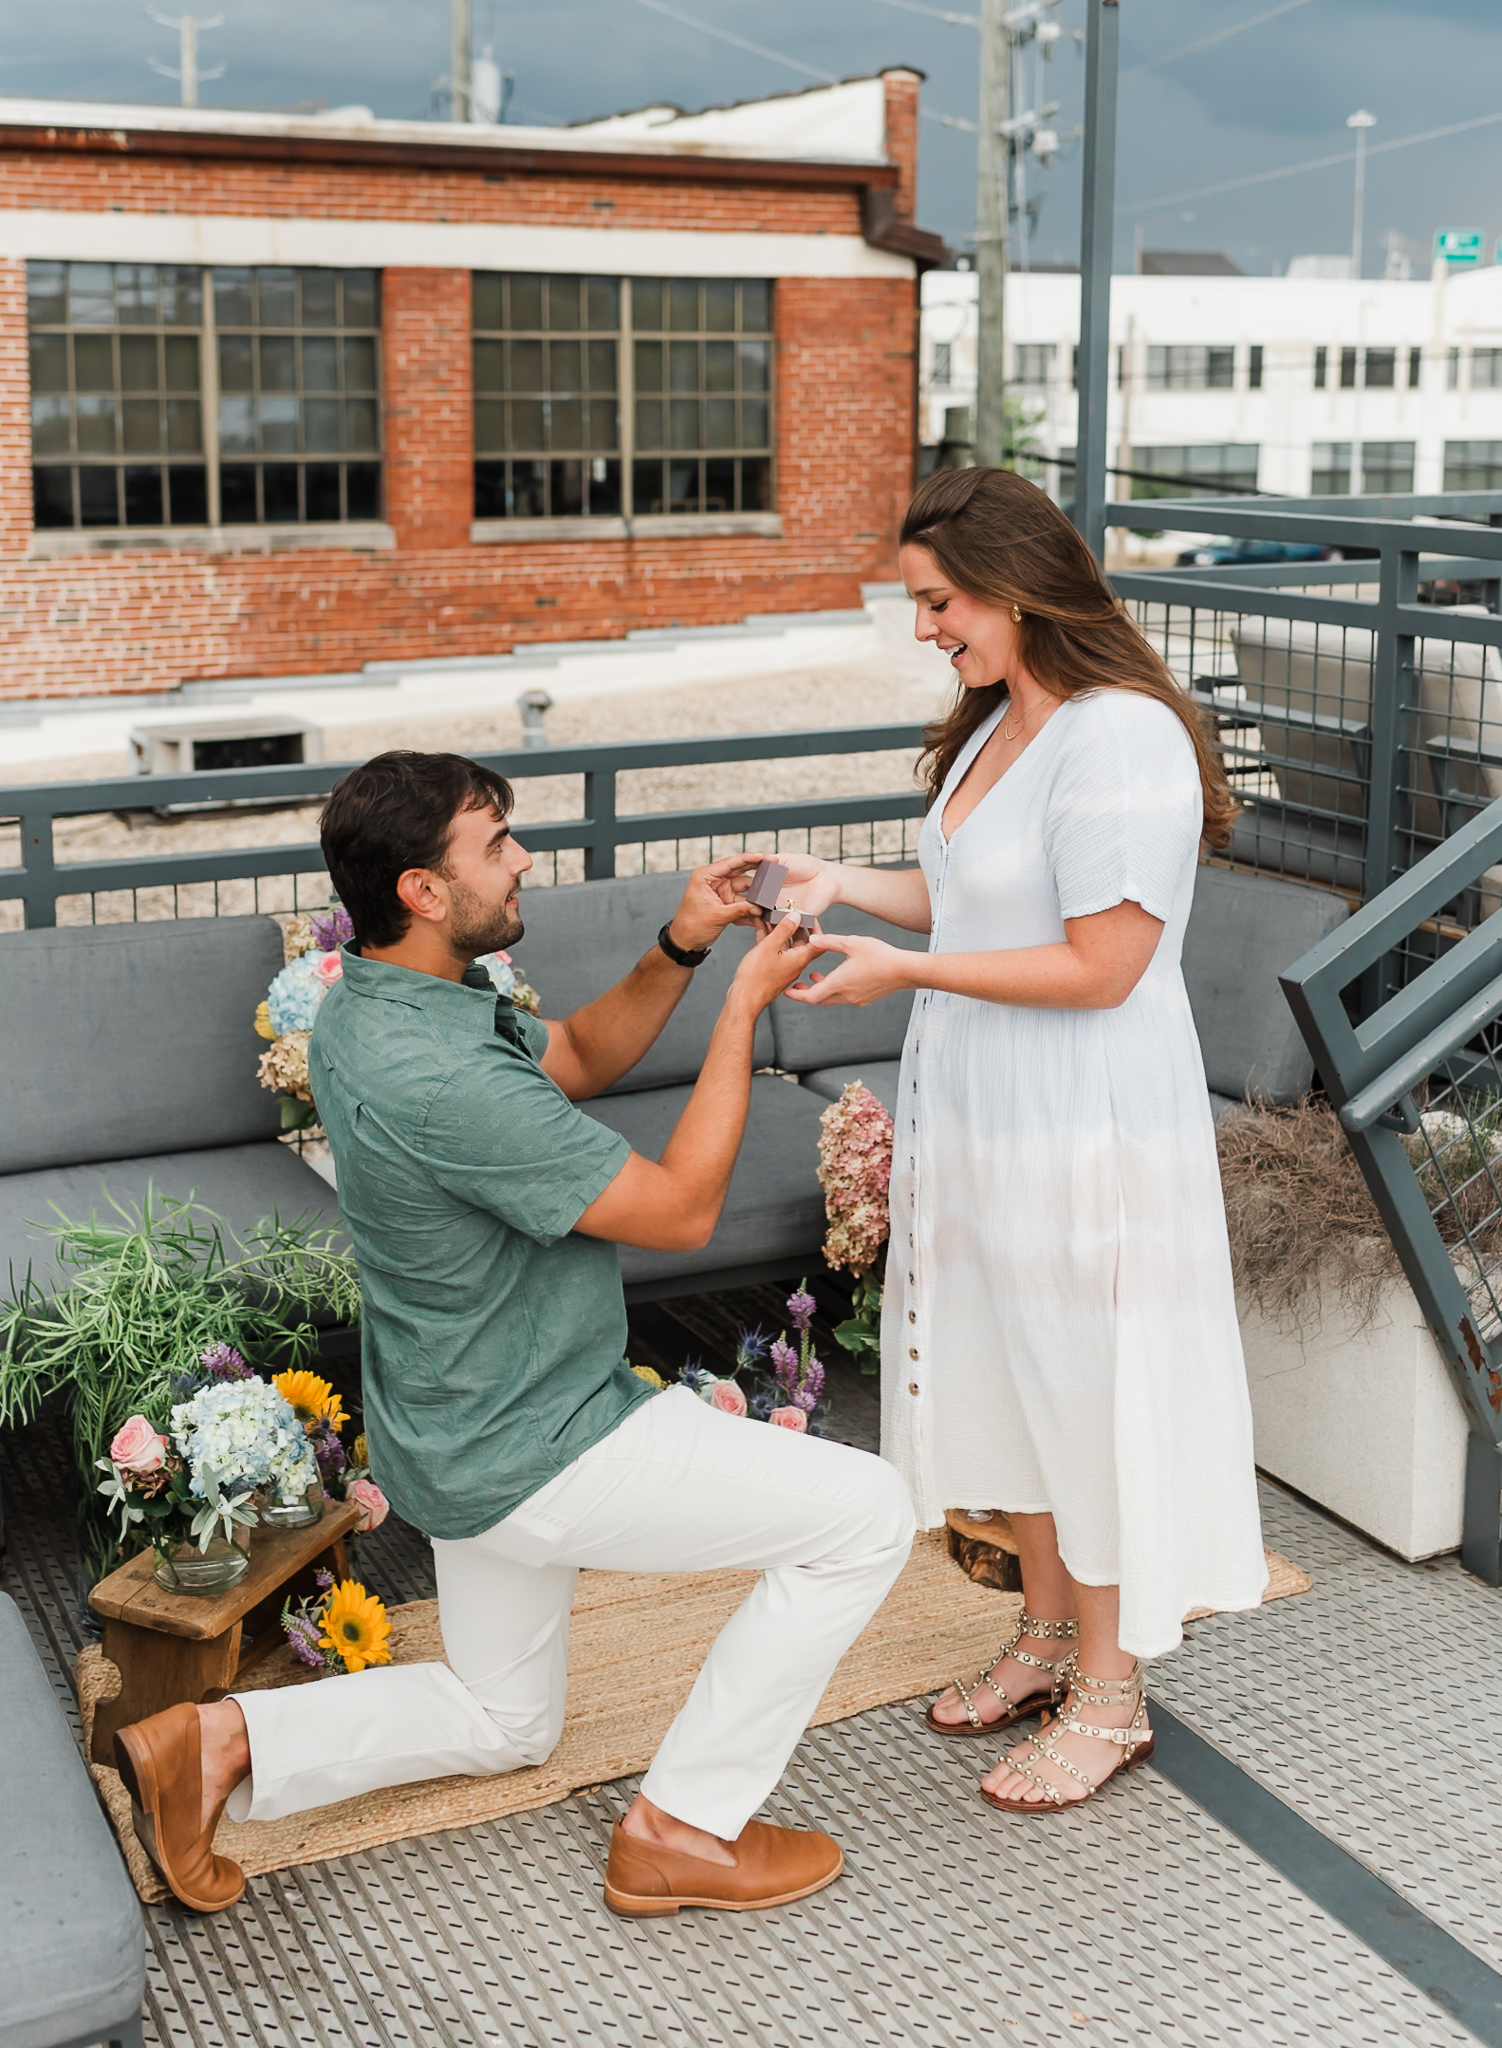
xmin=394 ymin=867 xmax=449 ymax=927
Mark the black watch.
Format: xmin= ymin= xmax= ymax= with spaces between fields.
xmin=657 ymin=922 xmax=712 ymax=968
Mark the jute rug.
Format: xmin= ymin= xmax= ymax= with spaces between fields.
xmin=78 ymin=1533 xmax=1310 ymax=1903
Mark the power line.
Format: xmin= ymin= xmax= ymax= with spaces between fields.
xmin=1121 ymin=0 xmax=1318 ymax=80
xmin=866 ymin=0 xmax=981 ymax=24
xmin=629 ymin=0 xmax=839 ymax=84
xmin=1118 ymin=103 xmax=1502 ymax=215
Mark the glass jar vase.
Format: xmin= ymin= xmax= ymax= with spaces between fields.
xmin=151 ymin=1531 xmax=250 ymax=1595
xmin=259 ymin=1485 xmax=325 ymax=1531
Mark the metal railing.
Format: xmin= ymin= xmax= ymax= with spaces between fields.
xmin=0 ymin=725 xmax=927 ymax=931
xmin=1282 ymin=796 xmax=1502 ymax=1585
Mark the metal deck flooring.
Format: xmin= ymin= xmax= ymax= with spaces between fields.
xmin=5 ymin=1403 xmax=1501 ymax=2048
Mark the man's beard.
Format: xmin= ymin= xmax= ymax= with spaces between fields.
xmin=447 ymin=876 xmax=524 ymax=959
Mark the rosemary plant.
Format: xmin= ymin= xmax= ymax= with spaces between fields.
xmin=0 ymin=1192 xmax=361 ymax=1585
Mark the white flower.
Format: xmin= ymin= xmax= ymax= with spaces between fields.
xmin=170 ymin=1378 xmax=318 ymax=1508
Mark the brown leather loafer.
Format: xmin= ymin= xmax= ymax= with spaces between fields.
xmin=603 ymin=1818 xmax=844 ymax=1918
xmin=114 ymin=1702 xmax=245 ymax=1913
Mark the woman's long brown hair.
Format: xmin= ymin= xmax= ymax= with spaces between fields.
xmin=901 ymin=466 xmax=1237 ymax=848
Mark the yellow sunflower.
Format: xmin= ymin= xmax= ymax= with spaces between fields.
xmin=272 ymin=1369 xmax=348 ymax=1435
xmin=253 ymin=1000 xmax=276 ymax=1041
xmin=629 ymin=1362 xmax=667 ymax=1389
xmin=319 ymin=1580 xmax=392 ymax=1673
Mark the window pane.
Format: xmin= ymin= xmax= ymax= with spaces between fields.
xmin=705 ymin=340 xmax=735 ymax=393
xmin=511 ymin=397 xmax=546 ymax=449
xmin=589 ymin=456 xmax=622 ymax=515
xmin=218 ymin=333 xmax=254 ymax=392
xmin=474 ymin=459 xmax=507 ymax=517
xmin=1207 ymin=348 xmax=1234 ymax=388
xmin=635 ymin=397 xmax=664 ymax=450
xmin=587 ymin=276 xmax=619 ymax=330
xmin=218 ymin=395 xmax=256 ymax=454
xmin=705 ymin=455 xmax=735 ymax=508
xmin=740 ymin=454 xmax=772 ymax=510
xmin=669 ymin=340 xmax=699 ymax=392
xmin=738 ymin=339 xmax=769 ymax=391
xmin=587 ymin=339 xmax=617 ymax=392
xmin=215 ymin=269 xmax=255 ymax=327
xmin=550 ymin=458 xmax=585 ymax=516
xmin=69 ymin=265 xmax=114 ymax=325
xmin=474 ymin=398 xmax=507 ymax=453
xmin=75 ymin=396 xmax=117 ymax=454
xmin=30 ymin=397 xmax=70 ymax=456
xmin=343 ymin=336 xmax=378 ymax=391
xmin=348 ymin=460 xmax=382 ymax=519
xmin=344 ymin=399 xmax=379 ymax=453
xmin=1365 ymin=348 xmax=1396 ymax=389
xmin=220 ymin=462 xmax=259 ymax=521
xmin=257 ymin=394 xmax=298 ymax=452
xmin=27 ymin=261 xmax=67 ymax=327
xmin=121 ymin=398 xmax=162 ymax=454
xmin=119 ymin=334 xmax=159 ymax=392
xmin=258 ymin=269 xmax=296 ymax=326
xmin=303 ymin=397 xmax=341 ymax=452
xmin=73 ymin=334 xmax=115 ymax=392
xmin=341 ymin=271 xmax=378 ymax=328
xmin=165 ymin=398 xmax=202 ymax=454
xmin=123 ymin=465 xmax=164 ymax=524
xmin=586 ymin=400 xmax=618 ymax=451
xmin=262 ymin=462 xmax=300 ymax=520
xmin=259 ymin=335 xmax=297 ymax=391
xmin=473 ymin=339 xmax=505 ymax=394
xmin=167 ymin=464 xmax=208 ymax=523
xmin=29 ymin=333 xmax=68 ymax=394
xmin=302 ymin=337 xmax=339 ymax=391
xmin=79 ymin=465 xmax=120 ymax=524
xmin=632 ymin=278 xmax=663 ymax=331
xmin=669 ymin=279 xmax=699 ymax=331
xmin=547 ymin=276 xmax=580 ymax=331
xmin=473 ymin=274 xmax=503 ymax=330
xmin=549 ymin=397 xmax=583 ymax=449
xmin=160 ymin=268 xmax=203 ymax=326
xmin=705 ymin=279 xmax=735 ymax=333
xmin=511 ymin=459 xmax=547 ymax=517
xmin=633 ymin=458 xmax=663 ymax=513
xmin=300 ymin=270 xmax=338 ymax=328
xmin=32 ymin=465 xmax=74 ymax=526
xmin=669 ymin=397 xmax=700 ymax=449
xmin=509 ymin=274 xmax=543 ymax=329
xmin=705 ymin=396 xmax=736 ymax=449
xmin=667 ymin=458 xmax=699 ymax=510
xmin=115 ymin=265 xmax=159 ymax=326
xmin=740 ymin=397 xmax=769 ymax=449
xmin=740 ymin=280 xmax=770 ymax=332
xmin=549 ymin=338 xmax=582 ymax=391
xmin=1340 ymin=347 xmax=1358 ymax=388
xmin=634 ymin=339 xmax=663 ymax=392
xmin=164 ymin=334 xmax=199 ymax=392
xmin=510 ymin=338 xmax=544 ymax=390
xmin=305 ymin=462 xmax=342 ymax=519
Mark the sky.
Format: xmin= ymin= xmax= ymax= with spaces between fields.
xmin=6 ymin=0 xmax=1502 ymax=275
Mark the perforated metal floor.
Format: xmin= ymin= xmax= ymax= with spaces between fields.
xmin=4 ymin=1408 xmax=1497 ymax=2048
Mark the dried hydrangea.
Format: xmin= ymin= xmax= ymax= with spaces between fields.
xmin=257 ymin=1029 xmax=313 ymax=1103
xmin=817 ymin=1082 xmax=894 ymax=1276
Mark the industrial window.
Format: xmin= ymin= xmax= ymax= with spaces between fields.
xmin=1144 ymin=345 xmax=1234 ymax=392
xmin=1340 ymin=347 xmax=1359 ymax=389
xmin=1011 ymin=343 xmax=1052 ymax=385
xmin=1310 ymin=443 xmax=1350 ymax=495
xmin=28 ymin=261 xmax=208 ymax=530
xmin=1408 ymin=346 xmax=1423 ymax=388
xmin=1129 ymin=444 xmax=1259 ymax=498
xmin=1448 ymin=348 xmax=1462 ymax=390
xmin=26 ymin=260 xmax=382 ymax=531
xmin=1471 ymin=349 xmax=1502 ymax=390
xmin=214 ymin=267 xmax=382 ymax=524
xmin=1444 ymin=441 xmax=1502 ymax=490
xmin=472 ymin=272 xmax=774 ymax=520
xmin=1364 ymin=348 xmax=1396 ymax=389
xmin=931 ymin=341 xmax=953 ymax=386
xmin=1313 ymin=346 xmax=1327 ymax=389
xmin=1360 ymin=441 xmax=1415 ymax=492
xmin=1248 ymin=346 xmax=1264 ymax=390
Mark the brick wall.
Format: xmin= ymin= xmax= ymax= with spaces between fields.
xmin=0 ymin=139 xmax=920 ymax=699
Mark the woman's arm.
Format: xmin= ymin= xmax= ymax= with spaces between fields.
xmin=783 ymin=899 xmax=1164 ymax=1012
xmin=756 ymin=853 xmax=932 ymax=934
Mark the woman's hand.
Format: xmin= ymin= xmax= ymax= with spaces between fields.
xmin=730 ymin=915 xmax=836 ymax=1012
xmin=783 ymin=932 xmax=915 ymax=1008
xmin=732 ymin=851 xmax=842 ymax=920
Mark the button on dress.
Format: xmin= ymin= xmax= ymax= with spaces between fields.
xmin=880 ymin=688 xmax=1268 ymax=1656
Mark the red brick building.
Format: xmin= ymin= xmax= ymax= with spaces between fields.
xmin=0 ymin=73 xmax=939 ymax=700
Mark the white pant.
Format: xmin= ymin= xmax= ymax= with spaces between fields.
xmin=229 ymin=1387 xmax=915 ymax=1840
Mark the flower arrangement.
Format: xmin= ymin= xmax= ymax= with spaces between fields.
xmin=817 ymin=1082 xmax=894 ymax=1372
xmin=473 ymin=949 xmax=542 ymax=1015
xmin=676 ymin=1284 xmax=830 ymax=1434
xmin=282 ymin=1570 xmax=393 ymax=1675
xmin=270 ymin=1366 xmax=390 ymax=1533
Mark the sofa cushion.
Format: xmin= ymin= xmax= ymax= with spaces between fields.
xmin=0 ymin=1141 xmax=342 ymax=1296
xmin=1183 ymin=866 xmax=1347 ymax=1104
xmin=768 ymin=895 xmax=928 ymax=1077
xmin=1 ymin=915 xmax=285 ymax=1175
xmin=799 ymin=1060 xmax=902 ymax=1118
xmin=583 ymin=1075 xmax=828 ymax=1287
xmin=0 ymin=1593 xmax=145 ymax=2048
xmin=513 ymin=873 xmax=773 ymax=1093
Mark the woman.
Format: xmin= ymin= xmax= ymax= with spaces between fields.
xmin=775 ymin=466 xmax=1267 ymax=1813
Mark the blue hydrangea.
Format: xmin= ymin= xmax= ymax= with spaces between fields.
xmin=266 ymin=952 xmax=330 ymax=1036
xmin=473 ymin=952 xmax=519 ymax=999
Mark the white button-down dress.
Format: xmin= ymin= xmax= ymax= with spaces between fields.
xmin=880 ymin=687 xmax=1268 ymax=1657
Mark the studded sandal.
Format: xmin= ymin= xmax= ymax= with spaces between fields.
xmin=980 ymin=1661 xmax=1154 ymax=1813
xmin=924 ymin=1612 xmax=1078 ymax=1738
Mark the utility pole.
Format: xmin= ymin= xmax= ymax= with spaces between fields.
xmin=974 ymin=0 xmax=1011 ymax=470
xmin=451 ymin=0 xmax=472 ymax=123
xmin=1074 ymin=0 xmax=1119 ymax=566
xmin=146 ymin=9 xmax=225 ymax=107
xmin=1347 ymin=109 xmax=1376 ymax=279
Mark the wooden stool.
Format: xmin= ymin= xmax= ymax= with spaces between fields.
xmin=944 ymin=1508 xmax=1023 ymax=1593
xmin=86 ymin=1499 xmax=361 ymax=1765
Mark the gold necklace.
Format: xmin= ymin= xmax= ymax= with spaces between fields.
xmin=1002 ymin=694 xmax=1044 ymax=744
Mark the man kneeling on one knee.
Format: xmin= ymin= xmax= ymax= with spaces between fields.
xmin=115 ymin=749 xmax=916 ymax=1918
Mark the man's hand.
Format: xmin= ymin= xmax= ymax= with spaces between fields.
xmin=665 ymin=853 xmax=765 ymax=954
xmin=730 ymin=913 xmax=834 ymax=1011
xmin=781 ymin=931 xmax=913 ymax=1008
xmin=730 ymin=851 xmax=842 ymax=923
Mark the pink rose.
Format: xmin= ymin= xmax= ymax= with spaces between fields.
xmin=346 ymin=1477 xmax=390 ymax=1531
xmin=109 ymin=1413 xmax=168 ymax=1473
xmin=310 ymin=951 xmax=344 ymax=988
xmin=769 ymin=1406 xmax=808 ymax=1432
xmin=706 ymin=1378 xmax=748 ymax=1418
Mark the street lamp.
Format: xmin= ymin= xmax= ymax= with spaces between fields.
xmin=1347 ymin=110 xmax=1377 ymax=280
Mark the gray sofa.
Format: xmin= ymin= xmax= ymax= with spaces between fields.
xmin=0 ymin=864 xmax=1347 ymax=1305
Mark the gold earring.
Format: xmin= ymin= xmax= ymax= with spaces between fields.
xmin=1011 ymin=604 xmax=1023 ymax=623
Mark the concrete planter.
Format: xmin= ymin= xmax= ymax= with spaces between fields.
xmin=1239 ymin=1275 xmax=1471 ymax=1560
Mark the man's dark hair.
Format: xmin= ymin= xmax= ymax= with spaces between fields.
xmin=320 ymin=751 xmax=514 ymax=949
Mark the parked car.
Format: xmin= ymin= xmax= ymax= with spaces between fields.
xmin=1176 ymin=538 xmax=1334 ymax=567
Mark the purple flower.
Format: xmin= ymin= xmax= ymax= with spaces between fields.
xmin=735 ymin=1326 xmax=769 ymax=1371
xmin=309 ymin=903 xmax=355 ymax=952
xmin=786 ymin=1286 xmax=817 ymax=1334
xmin=284 ymin=1612 xmax=325 ymax=1668
xmin=315 ymin=1569 xmax=334 ymax=1591
xmin=679 ymin=1361 xmax=713 ymax=1394
xmin=314 ymin=1428 xmax=347 ymax=1482
xmin=794 ymin=1352 xmax=825 ymax=1411
xmin=770 ymin=1337 xmax=799 ymax=1396
xmin=199 ymin=1343 xmax=252 ymax=1382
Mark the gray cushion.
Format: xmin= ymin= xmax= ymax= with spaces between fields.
xmin=0 ymin=1141 xmax=342 ymax=1297
xmin=768 ymin=894 xmax=928 ymax=1077
xmin=583 ymin=1075 xmax=828 ymax=1286
xmin=0 ymin=1594 xmax=144 ymax=2048
xmin=1209 ymin=1091 xmax=1256 ymax=1125
xmin=1183 ymin=866 xmax=1348 ymax=1103
xmin=800 ymin=1060 xmax=902 ymax=1119
xmin=0 ymin=916 xmax=285 ymax=1175
xmin=513 ymin=874 xmax=773 ymax=1093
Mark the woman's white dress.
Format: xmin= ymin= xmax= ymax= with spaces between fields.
xmin=880 ymin=687 xmax=1267 ymax=1657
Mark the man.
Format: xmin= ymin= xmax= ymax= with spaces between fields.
xmin=114 ymin=751 xmax=914 ymax=1919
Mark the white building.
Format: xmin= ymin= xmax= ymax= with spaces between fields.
xmin=922 ymin=264 xmax=1502 ymax=507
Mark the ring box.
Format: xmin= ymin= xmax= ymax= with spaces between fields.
xmin=747 ymin=859 xmax=789 ymax=913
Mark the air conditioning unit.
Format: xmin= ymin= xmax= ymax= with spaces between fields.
xmin=129 ymin=719 xmax=325 ymax=776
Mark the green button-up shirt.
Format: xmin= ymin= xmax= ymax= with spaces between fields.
xmin=309 ymin=947 xmax=651 ymax=1540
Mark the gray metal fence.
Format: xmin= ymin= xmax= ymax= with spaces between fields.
xmin=0 ymin=725 xmax=928 ymax=931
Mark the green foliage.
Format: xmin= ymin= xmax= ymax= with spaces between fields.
xmin=0 ymin=1191 xmax=360 ymax=1585
xmin=831 ymin=1263 xmax=885 ymax=1376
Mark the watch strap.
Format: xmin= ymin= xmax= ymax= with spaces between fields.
xmin=657 ymin=922 xmax=712 ymax=968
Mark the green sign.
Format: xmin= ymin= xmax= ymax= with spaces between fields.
xmin=1434 ymin=229 xmax=1484 ymax=265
